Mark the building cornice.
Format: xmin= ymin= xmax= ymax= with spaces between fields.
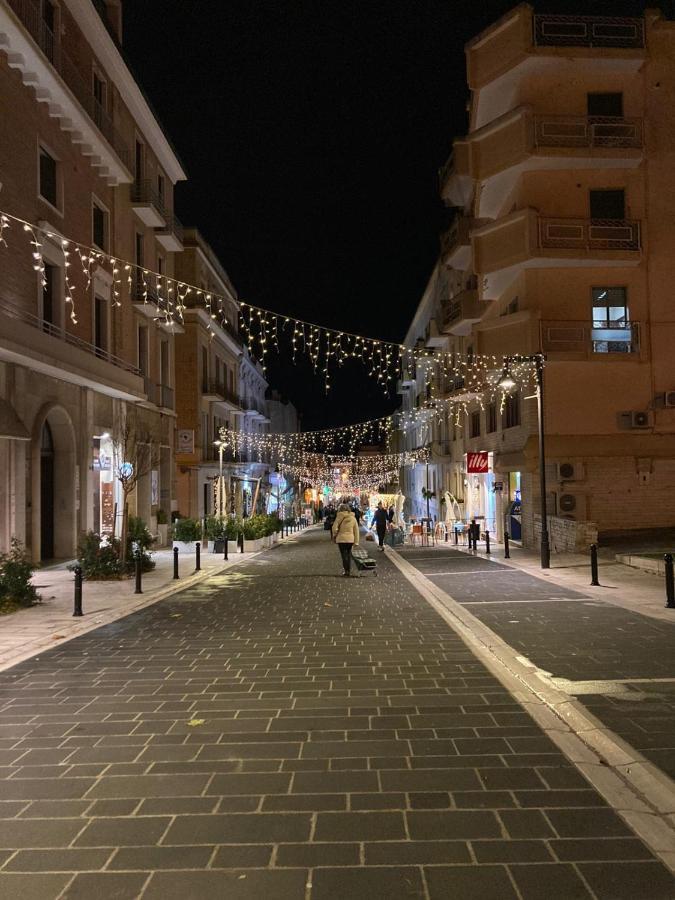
xmin=63 ymin=0 xmax=186 ymax=183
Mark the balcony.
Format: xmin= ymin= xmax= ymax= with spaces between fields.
xmin=201 ymin=380 xmax=241 ymax=411
xmin=0 ymin=298 xmax=143 ymax=401
xmin=241 ymin=401 xmax=270 ymax=422
xmin=453 ymin=107 xmax=643 ymax=218
xmin=540 ymin=320 xmax=641 ymax=357
xmin=156 ymin=212 xmax=184 ymax=253
xmin=439 ymin=143 xmax=472 ymax=208
xmin=424 ymin=318 xmax=448 ymax=349
xmin=143 ymin=378 xmax=174 ymax=409
xmin=439 ymin=216 xmax=473 ymax=269
xmin=472 ymin=208 xmax=642 ymax=300
xmin=465 ymin=7 xmax=645 ymax=128
xmin=131 ymin=180 xmax=167 ymax=228
xmin=3 ymin=0 xmax=132 ymax=183
xmin=440 ymin=289 xmax=483 ymax=336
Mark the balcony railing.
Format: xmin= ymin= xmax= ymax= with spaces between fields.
xmin=143 ymin=378 xmax=173 ymax=408
xmin=541 ymin=320 xmax=640 ymax=354
xmin=161 ymin=212 xmax=183 ymax=243
xmin=533 ymin=14 xmax=645 ymax=49
xmin=202 ymin=380 xmax=240 ymax=407
xmin=131 ymin=179 xmax=168 ymax=220
xmin=534 ymin=115 xmax=643 ymax=150
xmin=0 ymin=298 xmax=140 ymax=376
xmin=7 ymin=0 xmax=130 ymax=168
xmin=538 ymin=217 xmax=641 ymax=252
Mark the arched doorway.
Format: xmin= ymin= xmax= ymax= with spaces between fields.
xmin=40 ymin=421 xmax=55 ymax=560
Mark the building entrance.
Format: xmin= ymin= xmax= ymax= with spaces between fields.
xmin=40 ymin=421 xmax=55 ymax=560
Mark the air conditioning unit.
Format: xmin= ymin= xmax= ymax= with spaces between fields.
xmin=665 ymin=392 xmax=675 ymax=408
xmin=630 ymin=411 xmax=653 ymax=429
xmin=556 ymin=460 xmax=585 ymax=482
xmin=557 ymin=492 xmax=587 ymax=521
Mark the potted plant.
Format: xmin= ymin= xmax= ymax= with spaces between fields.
xmin=204 ymin=515 xmax=227 ymax=552
xmin=172 ymin=517 xmax=202 ymax=554
xmin=156 ymin=508 xmax=169 ymax=547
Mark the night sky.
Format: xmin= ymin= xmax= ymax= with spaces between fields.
xmin=123 ymin=0 xmax=650 ymax=430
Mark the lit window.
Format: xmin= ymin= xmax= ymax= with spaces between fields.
xmin=591 ymin=287 xmax=632 ymax=353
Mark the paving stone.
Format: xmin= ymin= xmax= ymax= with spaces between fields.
xmin=545 ymin=808 xmax=634 ymax=838
xmin=209 ymin=844 xmax=273 ymax=868
xmin=314 ymin=811 xmax=405 ymax=842
xmin=380 ymin=769 xmax=480 ymax=792
xmin=275 ymin=842 xmax=360 ymax=867
xmin=407 ymin=810 xmax=501 ymax=840
xmin=19 ymin=800 xmax=90 ymax=818
xmin=424 ymin=865 xmax=518 ymax=900
xmin=4 ymin=848 xmax=112 ymax=872
xmin=310 ymin=866 xmax=425 ymax=899
xmin=0 ymin=818 xmax=84 ymax=849
xmin=0 ymin=873 xmax=71 ymax=900
xmin=578 ymin=861 xmax=675 ymax=899
xmin=137 ymin=797 xmax=218 ymax=816
xmin=472 ymin=839 xmax=554 ymax=863
xmin=364 ymin=840 xmax=470 ymax=865
xmin=74 ymin=816 xmax=170 ymax=847
xmin=509 ymin=863 xmax=594 ymax=899
xmin=350 ymin=792 xmax=406 ymax=810
xmin=164 ymin=813 xmax=311 ymax=845
xmin=61 ymin=872 xmax=149 ymax=899
xmin=108 ymin=845 xmax=213 ymax=870
xmin=550 ymin=838 xmax=655 ymax=862
xmin=84 ymin=774 xmax=210 ymax=799
xmin=143 ymin=869 xmax=309 ymax=899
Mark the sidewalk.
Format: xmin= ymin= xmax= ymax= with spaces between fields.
xmin=0 ymin=532 xmax=305 ymax=674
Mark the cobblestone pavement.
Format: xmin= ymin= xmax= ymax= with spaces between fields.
xmin=0 ymin=532 xmax=673 ymax=899
xmin=396 ymin=545 xmax=675 ymax=782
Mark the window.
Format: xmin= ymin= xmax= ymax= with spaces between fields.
xmin=157 ymin=254 xmax=165 ymax=276
xmin=92 ymin=201 xmax=107 ymax=251
xmin=590 ymin=189 xmax=625 ymax=220
xmin=94 ymin=296 xmax=107 ymax=355
xmin=39 ymin=146 xmax=58 ymax=208
xmin=135 ymin=232 xmax=144 ymax=267
xmin=137 ymin=323 xmax=148 ymax=375
xmin=591 ymin=286 xmax=632 ymax=353
xmin=486 ymin=403 xmax=497 ymax=434
xmin=587 ymin=92 xmax=623 ymax=117
xmin=41 ymin=0 xmax=56 ymax=61
xmin=502 ymin=393 xmax=520 ymax=429
xmin=470 ymin=410 xmax=481 ymax=438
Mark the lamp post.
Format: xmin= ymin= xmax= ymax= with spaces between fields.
xmin=498 ymin=354 xmax=550 ymax=570
xmin=213 ymin=439 xmax=225 ymax=518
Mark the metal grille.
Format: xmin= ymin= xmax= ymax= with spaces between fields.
xmin=533 ymin=14 xmax=645 ymax=48
xmin=538 ymin=217 xmax=641 ymax=251
xmin=534 ymin=115 xmax=643 ymax=149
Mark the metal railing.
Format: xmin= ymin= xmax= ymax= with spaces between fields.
xmin=130 ymin=179 xmax=168 ymax=220
xmin=202 ymin=381 xmax=240 ymax=407
xmin=142 ymin=378 xmax=174 ymax=408
xmin=160 ymin=384 xmax=174 ymax=409
xmin=7 ymin=0 xmax=130 ymax=168
xmin=438 ymin=152 xmax=454 ymax=192
xmin=534 ymin=115 xmax=643 ymax=150
xmin=439 ymin=216 xmax=471 ymax=257
xmin=541 ymin=320 xmax=640 ymax=354
xmin=533 ymin=14 xmax=645 ymax=48
xmin=538 ymin=217 xmax=641 ymax=251
xmin=0 ymin=298 xmax=141 ymax=376
xmin=157 ymin=211 xmax=184 ymax=244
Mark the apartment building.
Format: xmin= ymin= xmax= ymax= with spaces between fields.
xmin=401 ymin=4 xmax=675 ymax=550
xmin=173 ymin=228 xmax=243 ymax=520
xmin=0 ymin=0 xmax=186 ymax=560
xmin=236 ymin=349 xmax=271 ymax=516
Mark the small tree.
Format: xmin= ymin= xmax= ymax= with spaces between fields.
xmin=113 ymin=411 xmax=160 ymax=564
xmin=421 ymin=486 xmax=435 ymax=520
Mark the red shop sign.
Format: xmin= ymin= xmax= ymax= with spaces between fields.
xmin=466 ymin=451 xmax=489 ymax=474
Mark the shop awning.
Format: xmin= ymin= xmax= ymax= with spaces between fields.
xmin=0 ymin=400 xmax=29 ymax=440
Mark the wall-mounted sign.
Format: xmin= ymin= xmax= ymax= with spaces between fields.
xmin=177 ymin=429 xmax=194 ymax=454
xmin=466 ymin=451 xmax=489 ymax=474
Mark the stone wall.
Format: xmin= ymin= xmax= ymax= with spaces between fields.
xmin=533 ymin=514 xmax=598 ymax=553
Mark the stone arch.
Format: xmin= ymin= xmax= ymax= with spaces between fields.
xmin=30 ymin=403 xmax=77 ymax=563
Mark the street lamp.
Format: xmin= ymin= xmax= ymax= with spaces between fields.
xmin=498 ymin=354 xmax=550 ymax=570
xmin=213 ymin=439 xmax=225 ymax=518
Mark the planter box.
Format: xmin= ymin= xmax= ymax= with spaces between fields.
xmin=243 ymin=537 xmax=265 ymax=553
xmin=173 ymin=540 xmax=199 ymax=555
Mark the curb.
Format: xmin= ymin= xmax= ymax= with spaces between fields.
xmin=0 ymin=529 xmax=310 ymax=674
xmin=388 ymin=545 xmax=675 ymax=873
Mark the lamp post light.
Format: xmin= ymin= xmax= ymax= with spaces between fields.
xmin=498 ymin=354 xmax=550 ymax=570
xmin=213 ymin=439 xmax=225 ymax=518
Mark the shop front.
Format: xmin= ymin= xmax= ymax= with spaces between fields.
xmin=463 ymin=451 xmax=497 ymax=538
xmin=92 ymin=433 xmax=123 ymax=538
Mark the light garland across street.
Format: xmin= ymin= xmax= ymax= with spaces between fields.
xmin=0 ymin=209 xmax=541 ymax=398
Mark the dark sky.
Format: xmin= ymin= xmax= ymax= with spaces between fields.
xmin=123 ymin=0 xmax=651 ymax=429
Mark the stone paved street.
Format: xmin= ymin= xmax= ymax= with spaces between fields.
xmin=0 ymin=529 xmax=673 ymax=898
xmin=396 ymin=545 xmax=675 ymax=783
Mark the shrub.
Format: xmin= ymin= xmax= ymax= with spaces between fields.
xmin=172 ymin=518 xmax=202 ymax=542
xmin=156 ymin=508 xmax=168 ymax=525
xmin=0 ymin=539 xmax=40 ymax=609
xmin=73 ymin=531 xmax=123 ymax=580
xmin=204 ymin=515 xmax=227 ymax=541
xmin=126 ymin=517 xmax=155 ymax=573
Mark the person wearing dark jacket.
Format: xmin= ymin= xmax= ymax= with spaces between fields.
xmin=372 ymin=502 xmax=388 ymax=551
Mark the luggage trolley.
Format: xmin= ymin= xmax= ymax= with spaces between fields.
xmin=351 ymin=546 xmax=378 ymax=576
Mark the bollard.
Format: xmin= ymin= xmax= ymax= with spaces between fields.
xmin=665 ymin=554 xmax=675 ymax=609
xmin=239 ymin=533 xmax=244 ymax=553
xmin=223 ymin=537 xmax=228 ymax=561
xmin=173 ymin=546 xmax=179 ymax=580
xmin=504 ymin=532 xmax=510 ymax=559
xmin=485 ymin=529 xmax=490 ymax=555
xmin=590 ymin=543 xmax=600 ymax=586
xmin=73 ymin=565 xmax=83 ymax=617
xmin=454 ymin=527 xmax=458 ymax=546
xmin=445 ymin=527 xmax=449 ymax=543
xmin=134 ymin=554 xmax=143 ymax=594
xmin=195 ymin=541 xmax=201 ymax=572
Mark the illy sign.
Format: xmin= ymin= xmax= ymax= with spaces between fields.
xmin=466 ymin=451 xmax=489 ymax=474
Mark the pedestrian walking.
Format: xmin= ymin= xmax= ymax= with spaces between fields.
xmin=387 ymin=505 xmax=395 ymax=524
xmin=353 ymin=505 xmax=362 ymax=525
xmin=331 ymin=503 xmax=360 ymax=576
xmin=372 ymin=501 xmax=388 ymax=551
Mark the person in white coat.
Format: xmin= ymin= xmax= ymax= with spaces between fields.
xmin=331 ymin=503 xmax=360 ymax=577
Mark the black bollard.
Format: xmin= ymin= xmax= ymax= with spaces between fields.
xmin=445 ymin=527 xmax=449 ymax=543
xmin=504 ymin=532 xmax=510 ymax=559
xmin=173 ymin=546 xmax=179 ymax=579
xmin=485 ymin=529 xmax=491 ymax=555
xmin=590 ymin=543 xmax=600 ymax=586
xmin=454 ymin=527 xmax=458 ymax=546
xmin=134 ymin=554 xmax=143 ymax=594
xmin=73 ymin=565 xmax=83 ymax=617
xmin=239 ymin=533 xmax=244 ymax=553
xmin=665 ymin=554 xmax=675 ymax=609
xmin=223 ymin=537 xmax=228 ymax=561
xmin=195 ymin=541 xmax=201 ymax=572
